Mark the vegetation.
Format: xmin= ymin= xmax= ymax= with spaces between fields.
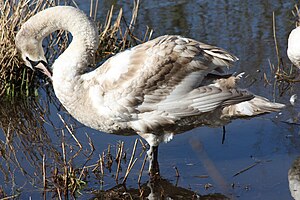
xmin=0 ymin=0 xmax=38 ymax=98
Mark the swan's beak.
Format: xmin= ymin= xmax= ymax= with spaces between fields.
xmin=26 ymin=57 xmax=52 ymax=79
xmin=35 ymin=62 xmax=52 ymax=79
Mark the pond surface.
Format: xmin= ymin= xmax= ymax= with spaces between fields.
xmin=1 ymin=0 xmax=300 ymax=199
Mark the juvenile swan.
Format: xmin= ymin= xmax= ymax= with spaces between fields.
xmin=16 ymin=6 xmax=285 ymax=176
xmin=289 ymin=157 xmax=300 ymax=200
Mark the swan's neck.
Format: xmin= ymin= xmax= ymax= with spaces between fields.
xmin=25 ymin=6 xmax=99 ymax=104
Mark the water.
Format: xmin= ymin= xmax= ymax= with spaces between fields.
xmin=1 ymin=0 xmax=299 ymax=199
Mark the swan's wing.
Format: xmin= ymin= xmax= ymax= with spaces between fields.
xmin=155 ymin=86 xmax=253 ymax=117
xmin=83 ymin=35 xmax=244 ymax=122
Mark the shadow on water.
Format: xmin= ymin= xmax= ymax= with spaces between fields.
xmin=93 ymin=178 xmax=228 ymax=200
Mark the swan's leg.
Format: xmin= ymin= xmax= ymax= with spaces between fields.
xmin=147 ymin=145 xmax=160 ymax=176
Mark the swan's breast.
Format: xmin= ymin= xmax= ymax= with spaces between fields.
xmin=88 ymin=85 xmax=112 ymax=117
xmin=288 ymin=27 xmax=300 ymax=66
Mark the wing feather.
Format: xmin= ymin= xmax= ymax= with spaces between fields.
xmin=83 ymin=35 xmax=241 ymax=122
xmin=156 ymin=86 xmax=253 ymax=117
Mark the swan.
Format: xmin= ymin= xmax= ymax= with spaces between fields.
xmin=289 ymin=157 xmax=300 ymax=200
xmin=288 ymin=26 xmax=300 ymax=68
xmin=15 ymin=6 xmax=285 ymax=176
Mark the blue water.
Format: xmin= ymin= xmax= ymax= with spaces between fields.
xmin=0 ymin=0 xmax=299 ymax=199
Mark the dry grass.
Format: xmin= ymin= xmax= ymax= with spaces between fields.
xmin=0 ymin=0 xmax=58 ymax=98
xmin=95 ymin=0 xmax=153 ymax=61
xmin=0 ymin=0 xmax=152 ymax=99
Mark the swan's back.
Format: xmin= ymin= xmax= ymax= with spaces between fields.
xmin=91 ymin=35 xmax=237 ymax=93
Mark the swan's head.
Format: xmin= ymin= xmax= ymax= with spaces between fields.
xmin=15 ymin=25 xmax=51 ymax=78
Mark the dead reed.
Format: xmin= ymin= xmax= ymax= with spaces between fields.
xmin=0 ymin=0 xmax=56 ymax=98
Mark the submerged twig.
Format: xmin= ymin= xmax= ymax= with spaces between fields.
xmin=233 ymin=161 xmax=261 ymax=177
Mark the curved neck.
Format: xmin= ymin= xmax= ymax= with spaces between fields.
xmin=25 ymin=6 xmax=98 ymax=78
xmin=23 ymin=6 xmax=99 ymax=106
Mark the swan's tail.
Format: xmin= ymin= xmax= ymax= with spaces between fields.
xmin=222 ymin=95 xmax=285 ymax=118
